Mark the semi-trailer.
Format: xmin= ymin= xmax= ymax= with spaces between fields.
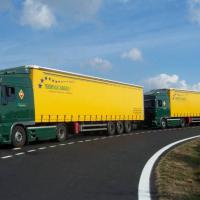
xmin=0 ymin=65 xmax=144 ymax=147
xmin=144 ymin=88 xmax=200 ymax=128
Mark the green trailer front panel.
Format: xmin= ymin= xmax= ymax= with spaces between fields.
xmin=0 ymin=66 xmax=35 ymax=144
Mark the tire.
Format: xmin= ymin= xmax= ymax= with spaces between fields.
xmin=161 ymin=119 xmax=167 ymax=129
xmin=124 ymin=121 xmax=132 ymax=133
xmin=107 ymin=121 xmax=116 ymax=136
xmin=180 ymin=118 xmax=186 ymax=128
xmin=11 ymin=126 xmax=26 ymax=147
xmin=116 ymin=121 xmax=124 ymax=134
xmin=56 ymin=124 xmax=67 ymax=142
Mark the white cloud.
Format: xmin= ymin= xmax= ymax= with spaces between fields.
xmin=188 ymin=0 xmax=200 ymax=24
xmin=1 ymin=0 xmax=102 ymax=29
xmin=20 ymin=0 xmax=56 ymax=29
xmin=88 ymin=57 xmax=112 ymax=71
xmin=41 ymin=0 xmax=103 ymax=21
xmin=144 ymin=73 xmax=200 ymax=91
xmin=121 ymin=48 xmax=143 ymax=61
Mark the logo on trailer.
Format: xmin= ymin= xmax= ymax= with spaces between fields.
xmin=38 ymin=75 xmax=70 ymax=92
xmin=19 ymin=89 xmax=25 ymax=100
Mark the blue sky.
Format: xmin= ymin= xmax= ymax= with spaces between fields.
xmin=1 ymin=0 xmax=200 ymax=90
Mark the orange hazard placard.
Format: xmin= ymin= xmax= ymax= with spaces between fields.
xmin=19 ymin=89 xmax=24 ymax=100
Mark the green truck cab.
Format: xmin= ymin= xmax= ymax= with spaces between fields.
xmin=144 ymin=89 xmax=182 ymax=128
xmin=0 ymin=66 xmax=69 ymax=147
xmin=0 ymin=67 xmax=35 ymax=146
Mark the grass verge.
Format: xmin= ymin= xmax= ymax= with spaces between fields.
xmin=155 ymin=138 xmax=200 ymax=200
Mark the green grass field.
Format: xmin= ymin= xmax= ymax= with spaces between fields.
xmin=156 ymin=139 xmax=200 ymax=200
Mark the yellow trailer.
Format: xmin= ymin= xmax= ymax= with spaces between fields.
xmin=29 ymin=65 xmax=144 ymax=139
xmin=30 ymin=66 xmax=144 ymax=123
xmin=169 ymin=88 xmax=200 ymax=118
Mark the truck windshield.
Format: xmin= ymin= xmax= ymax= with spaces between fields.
xmin=144 ymin=99 xmax=155 ymax=108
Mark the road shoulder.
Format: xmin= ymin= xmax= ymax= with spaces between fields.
xmin=155 ymin=138 xmax=200 ymax=200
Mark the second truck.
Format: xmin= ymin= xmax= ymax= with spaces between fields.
xmin=144 ymin=88 xmax=200 ymax=128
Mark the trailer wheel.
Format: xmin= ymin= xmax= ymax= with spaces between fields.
xmin=107 ymin=122 xmax=116 ymax=136
xmin=11 ymin=125 xmax=26 ymax=147
xmin=116 ymin=121 xmax=124 ymax=134
xmin=124 ymin=121 xmax=132 ymax=133
xmin=180 ymin=118 xmax=186 ymax=128
xmin=56 ymin=124 xmax=67 ymax=142
xmin=161 ymin=119 xmax=167 ymax=129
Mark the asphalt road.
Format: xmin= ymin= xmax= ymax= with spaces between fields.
xmin=0 ymin=126 xmax=200 ymax=200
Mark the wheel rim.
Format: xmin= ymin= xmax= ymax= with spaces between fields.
xmin=127 ymin=123 xmax=131 ymax=130
xmin=117 ymin=122 xmax=123 ymax=133
xmin=117 ymin=124 xmax=121 ymax=130
xmin=58 ymin=128 xmax=65 ymax=139
xmin=108 ymin=122 xmax=115 ymax=135
xmin=125 ymin=122 xmax=131 ymax=132
xmin=15 ymin=131 xmax=23 ymax=143
xmin=162 ymin=120 xmax=166 ymax=128
xmin=110 ymin=124 xmax=115 ymax=133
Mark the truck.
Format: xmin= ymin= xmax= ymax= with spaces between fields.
xmin=144 ymin=88 xmax=200 ymax=128
xmin=0 ymin=65 xmax=144 ymax=147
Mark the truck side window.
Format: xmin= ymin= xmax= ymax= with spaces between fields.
xmin=6 ymin=87 xmax=15 ymax=101
xmin=158 ymin=100 xmax=163 ymax=107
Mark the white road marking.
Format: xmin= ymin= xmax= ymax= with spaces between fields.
xmin=93 ymin=138 xmax=100 ymax=141
xmin=67 ymin=142 xmax=75 ymax=145
xmin=12 ymin=148 xmax=21 ymax=151
xmin=135 ymin=133 xmax=140 ymax=135
xmin=38 ymin=147 xmax=47 ymax=150
xmin=116 ymin=135 xmax=121 ymax=137
xmin=1 ymin=155 xmax=13 ymax=159
xmin=49 ymin=145 xmax=57 ymax=148
xmin=85 ymin=139 xmax=92 ymax=142
xmin=59 ymin=143 xmax=66 ymax=146
xmin=27 ymin=149 xmax=36 ymax=153
xmin=15 ymin=152 xmax=25 ymax=156
xmin=138 ymin=135 xmax=200 ymax=200
xmin=78 ymin=140 xmax=84 ymax=143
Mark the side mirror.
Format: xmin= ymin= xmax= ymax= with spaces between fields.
xmin=1 ymin=86 xmax=8 ymax=105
